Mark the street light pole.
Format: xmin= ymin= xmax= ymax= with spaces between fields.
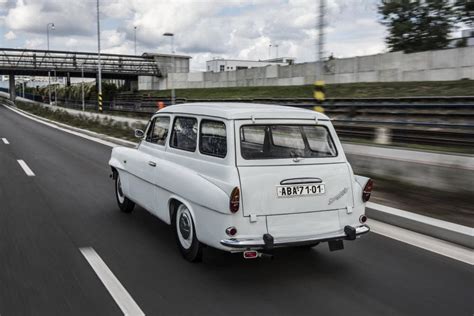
xmin=317 ymin=0 xmax=326 ymax=79
xmin=81 ymin=63 xmax=85 ymax=111
xmin=134 ymin=26 xmax=137 ymax=55
xmin=46 ymin=22 xmax=55 ymax=50
xmin=96 ymin=0 xmax=103 ymax=112
xmin=48 ymin=71 xmax=51 ymax=104
xmin=46 ymin=22 xmax=55 ymax=105
xmin=54 ymin=69 xmax=57 ymax=106
xmin=20 ymin=81 xmax=25 ymax=98
xmin=163 ymin=32 xmax=175 ymax=105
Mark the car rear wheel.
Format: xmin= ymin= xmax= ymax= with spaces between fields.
xmin=173 ymin=204 xmax=203 ymax=262
xmin=115 ymin=174 xmax=135 ymax=213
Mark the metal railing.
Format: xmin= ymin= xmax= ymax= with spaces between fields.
xmin=4 ymin=91 xmax=474 ymax=151
xmin=0 ymin=48 xmax=161 ymax=78
xmin=107 ymin=96 xmax=474 ymax=150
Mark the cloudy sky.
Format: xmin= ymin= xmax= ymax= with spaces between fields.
xmin=0 ymin=0 xmax=388 ymax=71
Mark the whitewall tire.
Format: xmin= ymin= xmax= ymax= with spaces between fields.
xmin=115 ymin=173 xmax=135 ymax=213
xmin=173 ymin=204 xmax=203 ymax=262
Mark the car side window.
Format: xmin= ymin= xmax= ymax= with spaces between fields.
xmin=199 ymin=120 xmax=227 ymax=158
xmin=146 ymin=116 xmax=170 ymax=145
xmin=170 ymin=116 xmax=198 ymax=152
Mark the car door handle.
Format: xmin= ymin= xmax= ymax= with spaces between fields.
xmin=148 ymin=161 xmax=157 ymax=167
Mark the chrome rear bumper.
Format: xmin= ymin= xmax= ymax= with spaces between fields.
xmin=220 ymin=225 xmax=370 ymax=249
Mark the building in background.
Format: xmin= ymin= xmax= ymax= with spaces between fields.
xmin=1 ymin=75 xmax=44 ymax=82
xmin=142 ymin=53 xmax=191 ymax=74
xmin=138 ymin=52 xmax=192 ymax=90
xmin=206 ymin=57 xmax=295 ymax=72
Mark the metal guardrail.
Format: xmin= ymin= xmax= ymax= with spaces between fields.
xmin=6 ymin=92 xmax=474 ymax=151
xmin=108 ymin=97 xmax=474 ymax=150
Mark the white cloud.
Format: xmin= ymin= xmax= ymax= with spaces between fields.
xmin=25 ymin=37 xmax=43 ymax=49
xmin=65 ymin=38 xmax=78 ymax=48
xmin=0 ymin=0 xmax=387 ymax=70
xmin=4 ymin=30 xmax=16 ymax=40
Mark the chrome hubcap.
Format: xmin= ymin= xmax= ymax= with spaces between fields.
xmin=176 ymin=205 xmax=193 ymax=249
xmin=116 ymin=177 xmax=125 ymax=203
xmin=179 ymin=214 xmax=191 ymax=239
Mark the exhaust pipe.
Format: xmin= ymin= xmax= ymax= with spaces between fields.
xmin=243 ymin=250 xmax=259 ymax=259
xmin=243 ymin=250 xmax=274 ymax=259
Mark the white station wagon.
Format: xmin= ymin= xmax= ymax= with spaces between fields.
xmin=109 ymin=103 xmax=372 ymax=262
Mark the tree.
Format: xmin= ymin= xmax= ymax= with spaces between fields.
xmin=379 ymin=0 xmax=458 ymax=53
xmin=453 ymin=0 xmax=474 ymax=26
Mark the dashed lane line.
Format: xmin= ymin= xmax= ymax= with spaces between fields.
xmin=2 ymin=138 xmax=9 ymax=144
xmin=17 ymin=159 xmax=35 ymax=177
xmin=80 ymin=247 xmax=145 ymax=316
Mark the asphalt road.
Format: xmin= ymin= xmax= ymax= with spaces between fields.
xmin=0 ymin=104 xmax=472 ymax=316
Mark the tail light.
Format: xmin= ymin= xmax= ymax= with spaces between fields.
xmin=359 ymin=215 xmax=368 ymax=223
xmin=230 ymin=187 xmax=240 ymax=213
xmin=362 ymin=179 xmax=374 ymax=202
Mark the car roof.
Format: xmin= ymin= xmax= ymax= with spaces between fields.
xmin=157 ymin=102 xmax=330 ymax=120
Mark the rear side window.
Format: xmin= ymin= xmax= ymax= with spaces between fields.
xmin=240 ymin=124 xmax=337 ymax=160
xmin=200 ymin=120 xmax=227 ymax=158
xmin=240 ymin=125 xmax=265 ymax=144
xmin=170 ymin=117 xmax=198 ymax=152
xmin=145 ymin=116 xmax=170 ymax=145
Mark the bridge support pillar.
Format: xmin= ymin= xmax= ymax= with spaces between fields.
xmin=124 ymin=79 xmax=138 ymax=92
xmin=9 ymin=74 xmax=16 ymax=102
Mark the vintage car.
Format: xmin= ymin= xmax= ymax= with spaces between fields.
xmin=109 ymin=103 xmax=372 ymax=262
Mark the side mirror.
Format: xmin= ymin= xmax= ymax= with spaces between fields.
xmin=134 ymin=129 xmax=145 ymax=138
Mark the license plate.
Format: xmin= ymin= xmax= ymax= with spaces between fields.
xmin=276 ymin=184 xmax=325 ymax=198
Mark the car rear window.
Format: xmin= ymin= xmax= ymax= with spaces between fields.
xmin=240 ymin=124 xmax=337 ymax=160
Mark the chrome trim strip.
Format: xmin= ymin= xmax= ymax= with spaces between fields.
xmin=280 ymin=177 xmax=323 ymax=185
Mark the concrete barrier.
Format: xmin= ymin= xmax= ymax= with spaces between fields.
xmin=367 ymin=202 xmax=473 ymax=249
xmin=0 ymin=92 xmax=148 ymax=128
xmin=140 ymin=46 xmax=474 ymax=90
xmin=343 ymin=143 xmax=474 ymax=195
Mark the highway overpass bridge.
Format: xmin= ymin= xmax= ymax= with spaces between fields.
xmin=0 ymin=48 xmax=190 ymax=101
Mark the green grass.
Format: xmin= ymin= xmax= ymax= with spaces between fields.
xmin=134 ymin=80 xmax=474 ymax=100
xmin=15 ymin=101 xmax=146 ymax=142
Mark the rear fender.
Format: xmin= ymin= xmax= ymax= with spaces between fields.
xmin=354 ymin=175 xmax=370 ymax=206
xmin=167 ymin=195 xmax=196 ymax=228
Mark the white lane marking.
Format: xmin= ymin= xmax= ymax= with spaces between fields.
xmin=370 ymin=219 xmax=473 ymax=265
xmin=1 ymin=138 xmax=9 ymax=144
xmin=17 ymin=160 xmax=35 ymax=176
xmin=80 ymin=247 xmax=145 ymax=316
xmin=2 ymin=104 xmax=136 ymax=148
xmin=368 ymin=201 xmax=472 ymax=236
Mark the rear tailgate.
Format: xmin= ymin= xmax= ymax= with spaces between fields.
xmin=238 ymin=163 xmax=354 ymax=216
xmin=235 ymin=119 xmax=353 ymax=217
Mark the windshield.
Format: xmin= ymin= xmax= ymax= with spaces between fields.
xmin=240 ymin=124 xmax=337 ymax=160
